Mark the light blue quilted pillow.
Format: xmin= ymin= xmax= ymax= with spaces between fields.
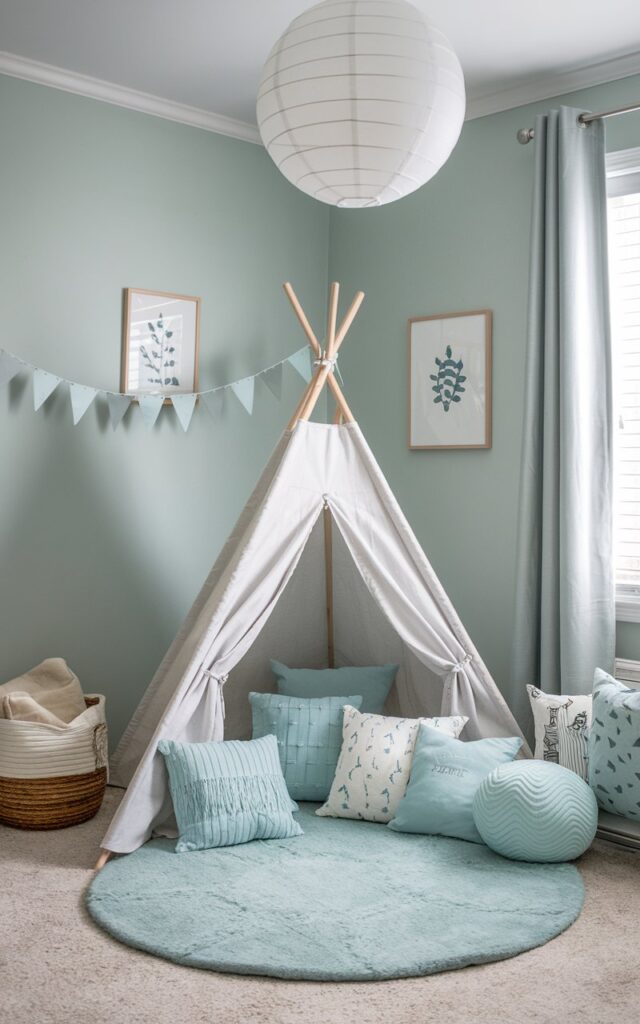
xmin=271 ymin=660 xmax=397 ymax=714
xmin=157 ymin=734 xmax=303 ymax=852
xmin=250 ymin=692 xmax=362 ymax=801
xmin=588 ymin=668 xmax=640 ymax=819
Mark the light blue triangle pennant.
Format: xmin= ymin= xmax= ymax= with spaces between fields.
xmin=106 ymin=393 xmax=132 ymax=430
xmin=33 ymin=368 xmax=62 ymax=410
xmin=288 ymin=348 xmax=312 ymax=383
xmin=0 ymin=352 xmax=23 ymax=388
xmin=138 ymin=394 xmax=164 ymax=429
xmin=202 ymin=389 xmax=225 ymax=421
xmin=230 ymin=377 xmax=255 ymax=416
xmin=262 ymin=363 xmax=283 ymax=401
xmin=171 ymin=393 xmax=197 ymax=432
xmin=69 ymin=383 xmax=99 ymax=425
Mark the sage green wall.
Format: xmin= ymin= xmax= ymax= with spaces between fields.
xmin=0 ymin=74 xmax=329 ymax=744
xmin=3 ymin=70 xmax=640 ymax=747
xmin=329 ymin=74 xmax=640 ymax=696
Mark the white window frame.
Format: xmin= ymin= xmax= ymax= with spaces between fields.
xmin=607 ymin=147 xmax=640 ymax=622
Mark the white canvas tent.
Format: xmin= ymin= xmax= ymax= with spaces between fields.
xmin=98 ymin=283 xmax=529 ymax=864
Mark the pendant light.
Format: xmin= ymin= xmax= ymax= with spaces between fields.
xmin=256 ymin=0 xmax=465 ymax=208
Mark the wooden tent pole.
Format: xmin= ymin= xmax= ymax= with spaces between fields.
xmin=282 ymin=283 xmax=358 ymax=425
xmin=323 ymin=504 xmax=335 ymax=667
xmin=298 ymin=282 xmax=340 ymax=422
xmin=94 ymin=848 xmax=112 ymax=871
xmin=294 ymin=282 xmax=362 ymax=421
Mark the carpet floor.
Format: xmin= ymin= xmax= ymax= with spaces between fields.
xmin=2 ymin=787 xmax=639 ymax=1024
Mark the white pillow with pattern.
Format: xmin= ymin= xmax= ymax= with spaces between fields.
xmin=527 ymin=685 xmax=592 ymax=780
xmin=316 ymin=705 xmax=468 ymax=824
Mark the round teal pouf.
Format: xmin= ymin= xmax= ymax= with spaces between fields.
xmin=473 ymin=761 xmax=598 ymax=863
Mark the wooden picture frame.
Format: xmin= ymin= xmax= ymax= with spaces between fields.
xmin=121 ymin=288 xmax=201 ymax=403
xmin=408 ymin=309 xmax=492 ymax=450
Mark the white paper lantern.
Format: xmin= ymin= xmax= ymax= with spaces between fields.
xmin=256 ymin=0 xmax=465 ymax=208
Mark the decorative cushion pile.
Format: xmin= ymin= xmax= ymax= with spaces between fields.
xmin=389 ymin=725 xmax=522 ymax=843
xmin=158 ymin=734 xmax=303 ymax=851
xmin=317 ymin=705 xmax=468 ymax=823
xmin=271 ymin=660 xmax=397 ymax=714
xmin=588 ymin=668 xmax=640 ymax=819
xmin=249 ymin=691 xmax=362 ymax=800
xmin=527 ymin=684 xmax=592 ymax=779
xmin=472 ymin=760 xmax=598 ymax=863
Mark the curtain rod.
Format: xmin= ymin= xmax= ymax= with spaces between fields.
xmin=517 ymin=100 xmax=640 ymax=144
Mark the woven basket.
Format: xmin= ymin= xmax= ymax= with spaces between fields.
xmin=0 ymin=695 xmax=107 ymax=830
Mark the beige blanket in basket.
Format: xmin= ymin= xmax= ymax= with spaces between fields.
xmin=0 ymin=659 xmax=87 ymax=726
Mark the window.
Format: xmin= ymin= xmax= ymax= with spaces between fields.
xmin=607 ymin=148 xmax=640 ymax=621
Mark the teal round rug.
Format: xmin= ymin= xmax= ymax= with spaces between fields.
xmin=87 ymin=805 xmax=584 ymax=981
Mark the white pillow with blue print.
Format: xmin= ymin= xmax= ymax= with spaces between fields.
xmin=316 ymin=705 xmax=468 ymax=824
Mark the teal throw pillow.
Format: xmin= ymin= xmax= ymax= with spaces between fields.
xmin=250 ymin=692 xmax=362 ymax=801
xmin=588 ymin=668 xmax=640 ymax=819
xmin=388 ymin=724 xmax=522 ymax=843
xmin=271 ymin=660 xmax=397 ymax=715
xmin=157 ymin=734 xmax=303 ymax=852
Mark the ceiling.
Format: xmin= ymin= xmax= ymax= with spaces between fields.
xmin=1 ymin=0 xmax=639 ymax=131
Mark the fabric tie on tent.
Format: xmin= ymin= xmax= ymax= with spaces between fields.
xmin=202 ymin=670 xmax=228 ymax=718
xmin=450 ymin=653 xmax=473 ymax=675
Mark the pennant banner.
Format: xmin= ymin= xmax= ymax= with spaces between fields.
xmin=171 ymin=393 xmax=197 ymax=432
xmin=202 ymin=388 xmax=225 ymax=422
xmin=288 ymin=348 xmax=312 ymax=383
xmin=69 ymin=384 xmax=98 ymax=425
xmin=33 ymin=369 xmax=62 ymax=411
xmin=107 ymin=393 xmax=132 ymax=430
xmin=231 ymin=377 xmax=255 ymax=416
xmin=261 ymin=363 xmax=283 ymax=401
xmin=138 ymin=394 xmax=164 ymax=430
xmin=0 ymin=343 xmax=339 ymax=433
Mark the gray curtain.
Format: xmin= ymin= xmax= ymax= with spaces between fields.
xmin=510 ymin=106 xmax=615 ymax=735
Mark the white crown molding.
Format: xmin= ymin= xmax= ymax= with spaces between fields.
xmin=0 ymin=50 xmax=261 ymax=145
xmin=466 ymin=49 xmax=640 ymax=121
xmin=1 ymin=46 xmax=638 ymax=139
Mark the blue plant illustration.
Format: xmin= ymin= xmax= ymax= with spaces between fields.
xmin=348 ymin=756 xmax=362 ymax=781
xmin=139 ymin=313 xmax=179 ymax=387
xmin=430 ymin=345 xmax=466 ymax=411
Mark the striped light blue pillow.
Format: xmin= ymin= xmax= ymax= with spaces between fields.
xmin=250 ymin=692 xmax=362 ymax=801
xmin=157 ymin=734 xmax=303 ymax=852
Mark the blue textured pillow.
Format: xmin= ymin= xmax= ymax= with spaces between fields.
xmin=388 ymin=725 xmax=522 ymax=843
xmin=157 ymin=734 xmax=303 ymax=852
xmin=588 ymin=668 xmax=640 ymax=819
xmin=250 ymin=692 xmax=362 ymax=801
xmin=271 ymin=660 xmax=397 ymax=715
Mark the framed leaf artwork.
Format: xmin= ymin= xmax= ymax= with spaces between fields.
xmin=408 ymin=310 xmax=492 ymax=449
xmin=121 ymin=288 xmax=201 ymax=401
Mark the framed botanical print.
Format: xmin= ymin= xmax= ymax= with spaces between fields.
xmin=121 ymin=288 xmax=201 ymax=400
xmin=408 ymin=310 xmax=492 ymax=450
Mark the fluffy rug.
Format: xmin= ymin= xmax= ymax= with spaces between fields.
xmin=86 ymin=804 xmax=584 ymax=981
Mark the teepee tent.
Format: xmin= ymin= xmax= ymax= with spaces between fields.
xmin=98 ymin=282 xmax=529 ymax=864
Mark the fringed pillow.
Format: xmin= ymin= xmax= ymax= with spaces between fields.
xmin=158 ymin=734 xmax=303 ymax=851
